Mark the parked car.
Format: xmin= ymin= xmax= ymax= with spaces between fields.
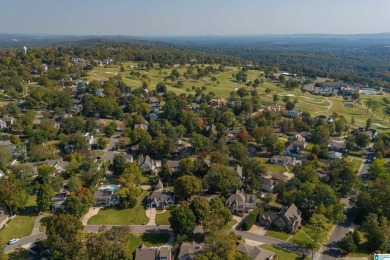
xmin=8 ymin=238 xmax=19 ymax=245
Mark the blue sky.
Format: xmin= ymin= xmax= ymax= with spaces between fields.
xmin=1 ymin=0 xmax=389 ymax=35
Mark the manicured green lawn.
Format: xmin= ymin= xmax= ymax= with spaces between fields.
xmin=0 ymin=195 xmax=37 ymax=245
xmin=126 ymin=232 xmax=170 ymax=253
xmin=155 ymin=210 xmax=171 ymax=225
xmin=290 ymin=230 xmax=313 ymax=248
xmin=88 ymin=190 xmax=149 ymax=225
xmin=265 ymin=230 xmax=290 ymax=241
xmin=265 ymin=163 xmax=288 ymax=174
xmin=347 ymin=157 xmax=363 ymax=173
xmin=259 ymin=244 xmax=301 ymax=260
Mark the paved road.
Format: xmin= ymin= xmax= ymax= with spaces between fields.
xmin=100 ymin=132 xmax=121 ymax=162
xmin=4 ymin=233 xmax=47 ymax=253
xmin=319 ymin=160 xmax=370 ymax=260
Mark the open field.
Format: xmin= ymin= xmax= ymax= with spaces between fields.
xmin=88 ymin=190 xmax=149 ymax=225
xmin=85 ymin=63 xmax=390 ymax=131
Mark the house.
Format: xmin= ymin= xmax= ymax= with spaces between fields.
xmin=102 ymin=58 xmax=114 ymax=65
xmin=134 ymin=123 xmax=149 ymax=131
xmin=329 ymin=151 xmax=343 ymax=160
xmin=139 ymin=155 xmax=156 ymax=172
xmin=259 ymin=203 xmax=302 ymax=234
xmin=328 ymin=140 xmax=347 ymax=152
xmin=94 ymin=190 xmax=119 ymax=207
xmin=177 ymin=241 xmax=204 ymax=260
xmin=166 ymin=160 xmax=180 ymax=172
xmin=147 ymin=190 xmax=175 ymax=208
xmin=84 ymin=133 xmax=95 ymax=150
xmin=0 ymin=117 xmax=15 ymax=130
xmin=269 ymin=155 xmax=299 ymax=166
xmin=260 ymin=176 xmax=276 ymax=193
xmin=52 ymin=161 xmax=64 ymax=173
xmin=236 ymin=243 xmax=275 ymax=260
xmin=135 ymin=245 xmax=171 ymax=260
xmin=148 ymin=113 xmax=159 ymax=121
xmin=51 ymin=193 xmax=67 ymax=212
xmin=208 ymin=98 xmax=226 ymax=108
xmin=147 ymin=97 xmax=159 ymax=104
xmin=225 ymin=190 xmax=256 ymax=215
xmin=94 ymin=89 xmax=104 ymax=97
xmin=0 ymin=170 xmax=4 ymax=179
xmin=354 ymin=127 xmax=378 ymax=140
xmin=284 ymin=110 xmax=302 ymax=119
xmin=314 ymin=115 xmax=334 ymax=123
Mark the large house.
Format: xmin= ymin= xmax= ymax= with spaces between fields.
xmin=177 ymin=242 xmax=204 ymax=260
xmin=84 ymin=133 xmax=95 ymax=150
xmin=139 ymin=155 xmax=157 ymax=172
xmin=258 ymin=203 xmax=302 ymax=234
xmin=269 ymin=155 xmax=299 ymax=166
xmin=147 ymin=190 xmax=175 ymax=208
xmin=284 ymin=110 xmax=302 ymax=119
xmin=135 ymin=245 xmax=171 ymax=260
xmin=0 ymin=117 xmax=15 ymax=130
xmin=94 ymin=190 xmax=119 ymax=207
xmin=236 ymin=243 xmax=275 ymax=260
xmin=225 ymin=190 xmax=256 ymax=215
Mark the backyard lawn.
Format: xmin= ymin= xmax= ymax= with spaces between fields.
xmin=126 ymin=232 xmax=170 ymax=253
xmin=0 ymin=195 xmax=37 ymax=245
xmin=259 ymin=244 xmax=301 ymax=260
xmin=155 ymin=210 xmax=171 ymax=225
xmin=88 ymin=190 xmax=149 ymax=225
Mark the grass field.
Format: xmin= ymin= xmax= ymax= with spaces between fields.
xmin=290 ymin=230 xmax=313 ymax=248
xmin=259 ymin=244 xmax=301 ymax=260
xmin=126 ymin=232 xmax=170 ymax=253
xmin=88 ymin=190 xmax=149 ymax=225
xmin=155 ymin=210 xmax=171 ymax=225
xmin=265 ymin=230 xmax=290 ymax=241
xmin=85 ymin=63 xmax=390 ymax=132
xmin=346 ymin=156 xmax=363 ymax=173
xmin=0 ymin=195 xmax=37 ymax=245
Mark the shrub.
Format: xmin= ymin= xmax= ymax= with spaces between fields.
xmin=242 ymin=207 xmax=262 ymax=231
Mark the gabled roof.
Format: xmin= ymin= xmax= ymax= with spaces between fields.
xmin=236 ymin=243 xmax=275 ymax=260
xmin=281 ymin=203 xmax=301 ymax=224
xmin=178 ymin=241 xmax=204 ymax=259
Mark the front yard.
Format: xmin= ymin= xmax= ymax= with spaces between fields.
xmin=88 ymin=190 xmax=149 ymax=225
xmin=126 ymin=232 xmax=170 ymax=253
xmin=265 ymin=230 xmax=290 ymax=241
xmin=155 ymin=209 xmax=171 ymax=225
xmin=259 ymin=244 xmax=301 ymax=260
xmin=0 ymin=195 xmax=37 ymax=245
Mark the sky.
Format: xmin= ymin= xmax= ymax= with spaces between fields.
xmin=1 ymin=0 xmax=390 ymax=36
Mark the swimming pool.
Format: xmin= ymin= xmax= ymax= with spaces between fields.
xmin=360 ymin=89 xmax=377 ymax=95
xmin=99 ymin=185 xmax=120 ymax=191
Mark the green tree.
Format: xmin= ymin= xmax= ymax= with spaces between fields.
xmin=174 ymin=175 xmax=202 ymax=201
xmin=273 ymin=94 xmax=279 ymax=104
xmin=203 ymin=164 xmax=241 ymax=197
xmin=112 ymin=155 xmax=126 ymax=176
xmin=119 ymin=162 xmax=142 ymax=188
xmin=189 ymin=196 xmax=210 ymax=224
xmin=85 ymin=226 xmax=132 ymax=260
xmin=0 ymin=146 xmax=12 ymax=168
xmin=117 ymin=186 xmax=139 ymax=209
xmin=67 ymin=175 xmax=82 ymax=192
xmin=312 ymin=125 xmax=330 ymax=145
xmin=355 ymin=132 xmax=370 ymax=148
xmin=243 ymin=158 xmax=265 ymax=192
xmin=368 ymin=158 xmax=389 ymax=179
xmin=339 ymin=232 xmax=357 ymax=253
xmin=45 ymin=214 xmax=85 ymax=260
xmin=169 ymin=203 xmax=196 ymax=236
xmin=228 ymin=141 xmax=248 ymax=162
xmin=177 ymin=158 xmax=195 ymax=177
xmin=306 ymin=214 xmax=331 ymax=248
xmin=0 ymin=175 xmax=28 ymax=215
xmin=36 ymin=183 xmax=54 ymax=211
xmin=362 ymin=213 xmax=390 ymax=252
xmin=63 ymin=196 xmax=88 ymax=218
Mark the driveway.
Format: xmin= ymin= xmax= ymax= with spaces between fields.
xmin=146 ymin=208 xmax=156 ymax=226
xmin=82 ymin=207 xmax=101 ymax=225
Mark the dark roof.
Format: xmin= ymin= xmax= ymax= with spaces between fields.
xmin=94 ymin=190 xmax=113 ymax=199
xmin=177 ymin=241 xmax=204 ymax=259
